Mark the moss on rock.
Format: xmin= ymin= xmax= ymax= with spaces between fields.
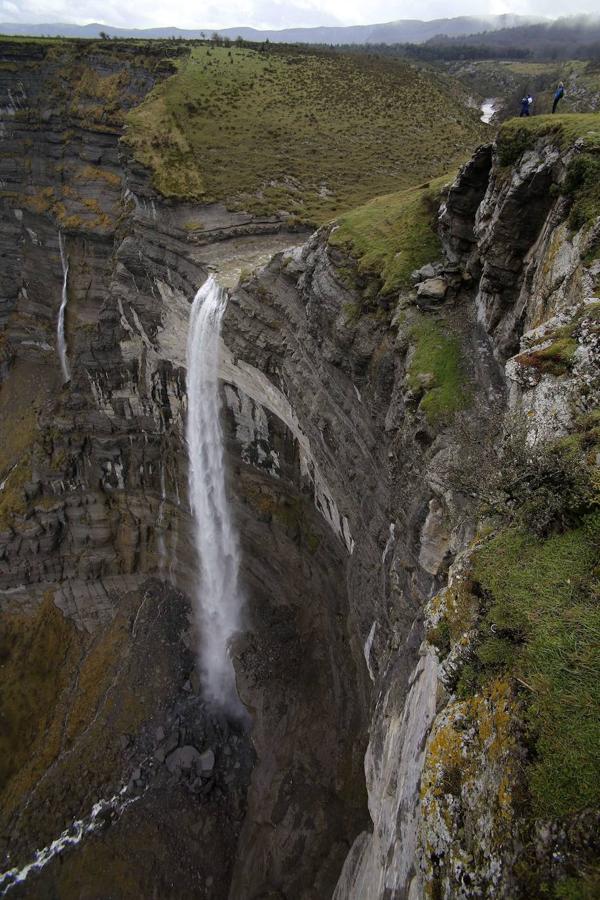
xmin=407 ymin=316 xmax=469 ymax=424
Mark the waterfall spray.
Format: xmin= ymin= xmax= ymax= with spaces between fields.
xmin=57 ymin=232 xmax=70 ymax=383
xmin=186 ymin=275 xmax=244 ymax=715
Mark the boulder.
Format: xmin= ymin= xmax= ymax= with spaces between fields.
xmin=416 ymin=277 xmax=448 ymax=301
xmin=411 ymin=262 xmax=437 ymax=282
xmin=199 ymin=749 xmax=215 ymax=774
xmin=165 ymin=745 xmax=202 ymax=775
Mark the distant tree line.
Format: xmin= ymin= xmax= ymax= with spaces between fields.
xmin=306 ymin=16 xmax=600 ymax=62
xmin=419 ymin=16 xmax=600 ymax=62
xmin=327 ymin=41 xmax=532 ymax=61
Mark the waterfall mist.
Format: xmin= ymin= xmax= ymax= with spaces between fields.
xmin=57 ymin=231 xmax=70 ymax=383
xmin=186 ymin=275 xmax=245 ymax=716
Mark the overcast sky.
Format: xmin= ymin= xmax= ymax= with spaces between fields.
xmin=1 ymin=0 xmax=599 ymax=30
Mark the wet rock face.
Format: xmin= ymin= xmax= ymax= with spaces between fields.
xmin=218 ymin=234 xmax=508 ymax=898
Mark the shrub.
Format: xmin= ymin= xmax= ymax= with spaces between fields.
xmin=451 ymin=417 xmax=598 ymax=538
xmin=490 ymin=434 xmax=597 ymax=537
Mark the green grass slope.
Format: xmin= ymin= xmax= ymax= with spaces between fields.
xmin=329 ymin=176 xmax=446 ymax=292
xmin=473 ymin=517 xmax=600 ymax=819
xmin=124 ymin=44 xmax=485 ymax=223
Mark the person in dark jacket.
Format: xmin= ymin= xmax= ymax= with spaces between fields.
xmin=520 ymin=94 xmax=533 ymax=117
xmin=552 ymin=82 xmax=565 ymax=113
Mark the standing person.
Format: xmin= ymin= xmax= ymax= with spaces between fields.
xmin=520 ymin=93 xmax=533 ymax=117
xmin=552 ymin=81 xmax=565 ymax=113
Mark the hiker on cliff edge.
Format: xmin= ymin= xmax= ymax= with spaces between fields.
xmin=552 ymin=82 xmax=565 ymax=113
xmin=519 ymin=94 xmax=534 ymax=117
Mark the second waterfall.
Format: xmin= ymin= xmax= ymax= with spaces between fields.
xmin=186 ymin=275 xmax=244 ymax=715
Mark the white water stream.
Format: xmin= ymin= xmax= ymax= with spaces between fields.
xmin=480 ymin=98 xmax=496 ymax=124
xmin=0 ymin=787 xmax=140 ymax=896
xmin=186 ymin=275 xmax=244 ymax=715
xmin=57 ymin=231 xmax=70 ymax=382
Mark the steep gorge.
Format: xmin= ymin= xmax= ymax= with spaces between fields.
xmin=0 ymin=38 xmax=599 ymax=900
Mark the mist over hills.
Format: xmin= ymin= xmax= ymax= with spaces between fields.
xmin=0 ymin=14 xmax=545 ymax=44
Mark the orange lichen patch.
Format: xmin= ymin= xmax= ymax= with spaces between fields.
xmin=420 ymin=678 xmax=522 ymax=893
xmin=514 ymin=337 xmax=577 ymax=376
xmin=421 ymin=678 xmax=520 ymax=812
xmin=21 ymin=186 xmax=55 ymax=214
xmin=76 ymin=165 xmax=122 ymax=188
xmin=421 ymin=708 xmax=465 ymax=801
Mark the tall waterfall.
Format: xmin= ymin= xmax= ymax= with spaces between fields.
xmin=186 ymin=275 xmax=244 ymax=715
xmin=57 ymin=231 xmax=70 ymax=382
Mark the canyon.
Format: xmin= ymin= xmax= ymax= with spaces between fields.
xmin=0 ymin=38 xmax=598 ymax=900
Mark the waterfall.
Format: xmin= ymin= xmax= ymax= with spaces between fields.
xmin=57 ymin=232 xmax=70 ymax=382
xmin=186 ymin=275 xmax=244 ymax=715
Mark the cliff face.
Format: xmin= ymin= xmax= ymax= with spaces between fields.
xmin=1 ymin=39 xmax=599 ymax=900
xmin=219 ymin=122 xmax=598 ymax=898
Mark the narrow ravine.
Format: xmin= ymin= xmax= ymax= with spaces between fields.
xmin=186 ymin=275 xmax=245 ymax=716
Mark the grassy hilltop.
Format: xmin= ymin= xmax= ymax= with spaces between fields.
xmin=125 ymin=43 xmax=485 ymax=223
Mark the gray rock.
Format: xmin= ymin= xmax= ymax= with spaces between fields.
xmin=199 ymin=749 xmax=215 ymax=774
xmin=24 ymin=481 xmax=41 ymax=502
xmin=418 ymin=498 xmax=451 ymax=576
xmin=411 ymin=262 xmax=437 ymax=281
xmin=416 ymin=277 xmax=448 ymax=301
xmin=165 ymin=745 xmax=202 ymax=775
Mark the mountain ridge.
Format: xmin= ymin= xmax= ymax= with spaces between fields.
xmin=0 ymin=14 xmax=546 ymax=45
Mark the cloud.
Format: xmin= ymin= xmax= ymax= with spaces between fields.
xmin=0 ymin=0 xmax=341 ymax=27
xmin=2 ymin=0 xmax=600 ymax=29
